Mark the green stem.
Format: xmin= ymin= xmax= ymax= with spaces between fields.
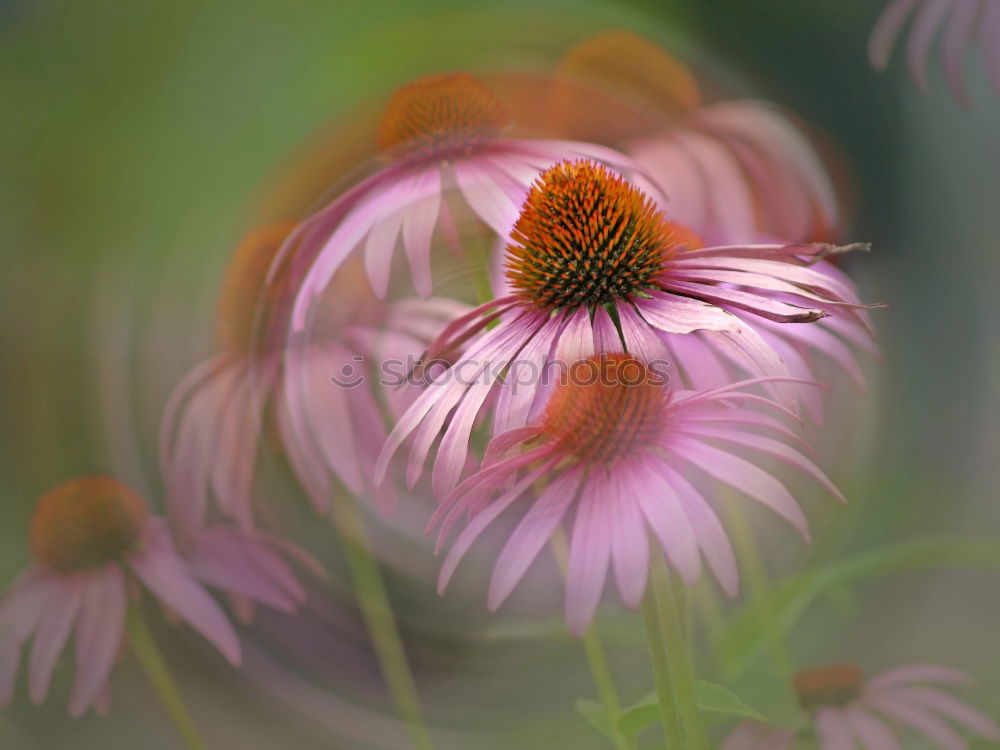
xmin=641 ymin=552 xmax=709 ymax=749
xmin=126 ymin=606 xmax=205 ymax=750
xmin=551 ymin=531 xmax=635 ymax=750
xmin=330 ymin=493 xmax=434 ymax=750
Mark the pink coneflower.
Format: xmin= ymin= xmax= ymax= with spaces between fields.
xmin=161 ymin=224 xmax=465 ymax=541
xmin=0 ymin=477 xmax=241 ymax=717
xmin=285 ymin=71 xmax=654 ymax=325
xmin=628 ymin=100 xmax=840 ymax=245
xmin=870 ymin=0 xmax=1000 ymax=104
xmin=427 ymin=354 xmax=841 ymax=636
xmin=724 ymin=663 xmax=1000 ymax=749
xmin=377 ymin=159 xmax=871 ymax=498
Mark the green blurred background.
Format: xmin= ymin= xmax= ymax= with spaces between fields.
xmin=2 ymin=0 xmax=999 ymax=747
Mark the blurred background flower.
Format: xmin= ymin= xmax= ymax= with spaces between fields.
xmin=2 ymin=1 xmax=999 ymax=748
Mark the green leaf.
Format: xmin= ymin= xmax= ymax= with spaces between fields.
xmin=618 ymin=680 xmax=765 ymax=736
xmin=574 ymin=698 xmax=616 ymax=739
xmin=719 ymin=537 xmax=1000 ymax=677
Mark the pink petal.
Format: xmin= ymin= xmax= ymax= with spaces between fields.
xmin=455 ymin=160 xmax=520 ymax=237
xmin=633 ymin=291 xmax=742 ymax=334
xmin=487 ymin=468 xmax=582 ymax=610
xmin=870 ymin=0 xmax=922 ymax=69
xmin=29 ymin=575 xmax=85 ymax=704
xmin=565 ymin=471 xmax=613 ymax=637
xmin=906 ymin=0 xmax=954 ymax=90
xmin=438 ymin=460 xmax=558 ymax=593
xmin=402 ymin=167 xmax=442 ymax=297
xmin=680 ymin=424 xmax=844 ymax=502
xmin=129 ymin=520 xmax=241 ymax=665
xmin=845 ymin=705 xmax=901 ymax=750
xmin=868 ymin=664 xmax=971 ymax=691
xmin=0 ymin=569 xmax=59 ymax=706
xmin=941 ymin=0 xmax=980 ymax=104
xmin=364 ymin=201 xmax=404 ymax=298
xmin=670 ymin=437 xmax=811 ymax=540
xmin=660 ymin=465 xmax=740 ymax=597
xmin=865 ymin=693 xmax=965 ymax=749
xmin=894 ymin=686 xmax=1000 ymax=739
xmin=636 ymin=465 xmax=701 ymax=587
xmin=815 ymin=706 xmax=858 ymax=750
xmin=69 ymin=564 xmax=126 ymax=717
xmin=607 ymin=473 xmax=651 ymax=609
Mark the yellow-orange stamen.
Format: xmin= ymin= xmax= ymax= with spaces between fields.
xmin=540 ymin=355 xmax=667 ymax=463
xmin=377 ymin=73 xmax=507 ymax=159
xmin=31 ymin=477 xmax=147 ymax=572
xmin=506 ymin=160 xmax=679 ymax=309
xmin=793 ymin=663 xmax=864 ymax=710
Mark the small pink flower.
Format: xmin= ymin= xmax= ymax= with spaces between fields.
xmin=377 ymin=160 xmax=873 ymax=498
xmin=0 ymin=477 xmax=241 ymax=717
xmin=428 ymin=354 xmax=841 ymax=636
xmin=161 ymin=225 xmax=465 ymax=540
xmin=724 ymin=662 xmax=1000 ymax=749
xmin=285 ymin=71 xmax=654 ymax=325
xmin=869 ymin=0 xmax=1000 ymax=105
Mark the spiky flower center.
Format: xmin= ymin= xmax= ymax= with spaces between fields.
xmin=540 ymin=354 xmax=667 ymax=463
xmin=793 ymin=664 xmax=864 ymax=710
xmin=505 ymin=160 xmax=676 ymax=310
xmin=376 ymin=72 xmax=507 ymax=159
xmin=216 ymin=222 xmax=297 ymax=353
xmin=31 ymin=477 xmax=147 ymax=572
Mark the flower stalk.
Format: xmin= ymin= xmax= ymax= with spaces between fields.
xmin=330 ymin=492 xmax=435 ymax=750
xmin=126 ymin=606 xmax=206 ymax=750
xmin=641 ymin=550 xmax=709 ymax=749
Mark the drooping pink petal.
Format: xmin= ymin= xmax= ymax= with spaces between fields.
xmin=679 ymin=425 xmax=845 ymax=502
xmin=941 ymin=0 xmax=981 ymax=105
xmin=867 ymin=664 xmax=971 ymax=691
xmin=893 ymin=686 xmax=1000 ymax=739
xmin=28 ymin=575 xmax=85 ymax=704
xmin=455 ymin=160 xmax=521 ymax=238
xmin=607 ymin=471 xmax=651 ymax=609
xmin=670 ymin=437 xmax=811 ymax=540
xmin=128 ymin=520 xmax=241 ymax=666
xmin=437 ymin=460 xmax=559 ymax=593
xmin=69 ymin=564 xmax=126 ymax=717
xmin=844 ymin=705 xmax=901 ymax=750
xmin=633 ymin=290 xmax=742 ymax=335
xmin=402 ymin=166 xmax=442 ymax=297
xmin=565 ymin=470 xmax=613 ymax=636
xmin=865 ymin=692 xmax=965 ymax=749
xmin=487 ymin=468 xmax=582 ymax=610
xmin=906 ymin=0 xmax=955 ymax=90
xmin=815 ymin=706 xmax=858 ymax=750
xmin=660 ymin=465 xmax=740 ymax=597
xmin=636 ymin=465 xmax=702 ymax=587
xmin=870 ymin=0 xmax=922 ymax=69
xmin=0 ymin=569 xmax=60 ymax=706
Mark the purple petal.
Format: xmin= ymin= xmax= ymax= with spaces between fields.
xmin=69 ymin=564 xmax=126 ymax=717
xmin=129 ymin=519 xmax=241 ymax=665
xmin=565 ymin=470 xmax=613 ymax=637
xmin=815 ymin=706 xmax=858 ymax=750
xmin=670 ymin=437 xmax=811 ymax=540
xmin=636 ymin=465 xmax=701 ymax=588
xmin=402 ymin=167 xmax=442 ymax=297
xmin=941 ymin=0 xmax=980 ymax=105
xmin=906 ymin=0 xmax=954 ymax=90
xmin=29 ymin=575 xmax=85 ymax=704
xmin=487 ymin=468 xmax=582 ymax=610
xmin=607 ymin=472 xmax=651 ymax=609
xmin=870 ymin=0 xmax=921 ymax=69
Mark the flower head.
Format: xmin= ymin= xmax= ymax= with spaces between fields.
xmin=377 ymin=159 xmax=874 ymax=499
xmin=377 ymin=72 xmax=508 ymax=160
xmin=0 ymin=477 xmax=241 ymax=717
xmin=723 ymin=662 xmax=1000 ymax=749
xmin=284 ymin=72 xmax=651 ymax=310
xmin=429 ymin=356 xmax=841 ymax=635
xmin=869 ymin=0 xmax=1000 ymax=105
